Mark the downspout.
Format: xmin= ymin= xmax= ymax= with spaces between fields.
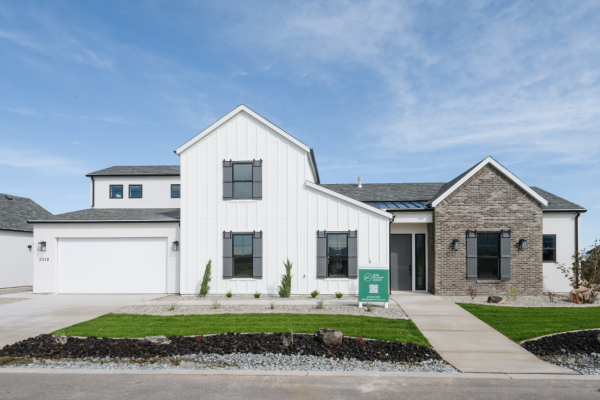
xmin=91 ymin=177 xmax=95 ymax=208
xmin=388 ymin=212 xmax=395 ymax=294
xmin=575 ymin=211 xmax=580 ymax=255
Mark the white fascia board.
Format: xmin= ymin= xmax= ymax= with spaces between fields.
xmin=430 ymin=156 xmax=548 ymax=207
xmin=176 ymin=105 xmax=311 ymax=155
xmin=305 ymin=181 xmax=393 ymax=219
xmin=391 ymin=211 xmax=433 ymax=223
xmin=28 ymin=220 xmax=179 ymax=224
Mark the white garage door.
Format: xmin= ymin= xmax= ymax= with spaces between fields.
xmin=58 ymin=238 xmax=167 ymax=294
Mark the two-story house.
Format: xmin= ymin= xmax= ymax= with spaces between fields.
xmin=30 ymin=105 xmax=586 ymax=296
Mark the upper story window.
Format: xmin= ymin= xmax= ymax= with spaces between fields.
xmin=110 ymin=185 xmax=123 ymax=199
xmin=171 ymin=184 xmax=181 ymax=198
xmin=223 ymin=160 xmax=262 ymax=200
xmin=129 ymin=185 xmax=142 ymax=198
xmin=543 ymin=235 xmax=556 ymax=262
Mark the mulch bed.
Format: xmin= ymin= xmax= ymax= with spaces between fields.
xmin=1 ymin=333 xmax=440 ymax=363
xmin=522 ymin=329 xmax=600 ymax=356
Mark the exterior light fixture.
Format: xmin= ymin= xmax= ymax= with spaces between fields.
xmin=452 ymin=239 xmax=460 ymax=251
xmin=518 ymin=239 xmax=528 ymax=250
xmin=37 ymin=241 xmax=46 ymax=251
xmin=171 ymin=241 xmax=179 ymax=251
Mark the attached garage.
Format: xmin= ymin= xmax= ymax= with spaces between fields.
xmin=57 ymin=237 xmax=168 ymax=294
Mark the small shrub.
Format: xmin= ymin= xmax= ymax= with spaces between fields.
xmin=507 ymin=284 xmax=518 ymax=301
xmin=254 ymin=291 xmax=261 ymax=299
xmin=467 ymin=282 xmax=478 ymax=301
xmin=269 ymin=301 xmax=276 ymax=309
xmin=357 ymin=328 xmax=364 ymax=344
xmin=167 ymin=301 xmax=178 ymax=311
xmin=365 ymin=302 xmax=373 ymax=312
xmin=226 ymin=290 xmax=233 ymax=298
xmin=54 ymin=330 xmax=69 ymax=345
xmin=212 ymin=300 xmax=221 ymax=309
xmin=335 ymin=292 xmax=343 ymax=299
xmin=278 ymin=259 xmax=293 ymax=298
xmin=547 ymin=290 xmax=556 ymax=303
xmin=316 ymin=300 xmax=324 ymax=310
xmin=310 ymin=289 xmax=320 ymax=298
xmin=199 ymin=259 xmax=212 ymax=297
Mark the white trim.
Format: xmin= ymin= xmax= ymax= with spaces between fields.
xmin=305 ymin=181 xmax=393 ymax=219
xmin=430 ymin=156 xmax=548 ymax=207
xmin=391 ymin=212 xmax=433 ymax=223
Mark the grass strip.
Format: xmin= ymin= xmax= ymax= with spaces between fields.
xmin=459 ymin=303 xmax=600 ymax=342
xmin=54 ymin=313 xmax=431 ymax=347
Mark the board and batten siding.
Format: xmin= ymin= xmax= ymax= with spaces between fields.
xmin=179 ymin=111 xmax=389 ymax=295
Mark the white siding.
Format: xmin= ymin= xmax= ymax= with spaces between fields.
xmin=542 ymin=212 xmax=580 ymax=293
xmin=0 ymin=230 xmax=33 ymax=288
xmin=93 ymin=176 xmax=180 ymax=209
xmin=180 ymin=111 xmax=389 ymax=295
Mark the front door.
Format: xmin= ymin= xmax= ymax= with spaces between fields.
xmin=390 ymin=234 xmax=412 ymax=291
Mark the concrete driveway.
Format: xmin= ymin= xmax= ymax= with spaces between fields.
xmin=0 ymin=291 xmax=162 ymax=348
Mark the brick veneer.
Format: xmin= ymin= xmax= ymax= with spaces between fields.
xmin=432 ymin=164 xmax=543 ymax=296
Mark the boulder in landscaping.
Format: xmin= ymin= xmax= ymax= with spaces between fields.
xmin=145 ymin=336 xmax=171 ymax=345
xmin=316 ymin=328 xmax=343 ymax=346
xmin=487 ymin=296 xmax=504 ymax=304
xmin=568 ymin=288 xmax=591 ymax=304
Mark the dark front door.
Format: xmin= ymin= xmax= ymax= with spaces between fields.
xmin=390 ymin=234 xmax=412 ymax=291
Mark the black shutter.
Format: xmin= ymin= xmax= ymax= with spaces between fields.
xmin=223 ymin=160 xmax=233 ymax=200
xmin=348 ymin=230 xmax=358 ymax=278
xmin=317 ymin=231 xmax=327 ymax=279
xmin=253 ymin=231 xmax=263 ymax=279
xmin=500 ymin=230 xmax=511 ymax=281
xmin=223 ymin=231 xmax=233 ymax=279
xmin=252 ymin=159 xmax=262 ymax=200
xmin=466 ymin=230 xmax=477 ymax=280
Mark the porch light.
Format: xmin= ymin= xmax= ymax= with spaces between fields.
xmin=518 ymin=239 xmax=528 ymax=250
xmin=171 ymin=241 xmax=179 ymax=251
xmin=37 ymin=241 xmax=46 ymax=251
xmin=452 ymin=239 xmax=460 ymax=251
xmin=27 ymin=245 xmax=32 ymax=250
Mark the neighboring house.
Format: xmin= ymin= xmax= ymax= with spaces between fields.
xmin=30 ymin=105 xmax=586 ymax=295
xmin=0 ymin=193 xmax=53 ymax=288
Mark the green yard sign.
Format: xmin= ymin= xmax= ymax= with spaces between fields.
xmin=358 ymin=263 xmax=389 ymax=307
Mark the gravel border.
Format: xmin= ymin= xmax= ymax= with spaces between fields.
xmin=0 ymin=298 xmax=29 ymax=306
xmin=0 ymin=286 xmax=32 ymax=296
xmin=538 ymin=354 xmax=600 ymax=375
xmin=113 ymin=304 xmax=407 ymax=319
xmin=443 ymin=294 xmax=599 ymax=307
xmin=154 ymin=294 xmax=356 ymax=302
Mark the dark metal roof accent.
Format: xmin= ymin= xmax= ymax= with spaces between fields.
xmin=320 ymin=183 xmax=445 ymax=202
xmin=530 ymin=187 xmax=587 ymax=212
xmin=0 ymin=193 xmax=53 ymax=232
xmin=86 ymin=166 xmax=180 ymax=177
xmin=29 ymin=208 xmax=180 ymax=223
xmin=364 ymin=201 xmax=429 ymax=210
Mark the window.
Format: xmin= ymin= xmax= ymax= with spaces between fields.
xmin=129 ymin=185 xmax=142 ymax=198
xmin=110 ymin=185 xmax=123 ymax=199
xmin=477 ymin=233 xmax=499 ymax=279
xmin=543 ymin=235 xmax=556 ymax=262
xmin=415 ymin=234 xmax=426 ymax=290
xmin=327 ymin=233 xmax=348 ymax=277
xmin=233 ymin=163 xmax=253 ymax=199
xmin=171 ymin=184 xmax=181 ymax=198
xmin=233 ymin=234 xmax=253 ymax=278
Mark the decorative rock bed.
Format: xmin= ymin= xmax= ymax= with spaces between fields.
xmin=0 ymin=298 xmax=28 ymax=306
xmin=154 ymin=294 xmax=358 ymax=302
xmin=0 ymin=333 xmax=458 ymax=373
xmin=0 ymin=286 xmax=32 ymax=296
xmin=443 ymin=294 xmax=599 ymax=307
xmin=521 ymin=329 xmax=600 ymax=375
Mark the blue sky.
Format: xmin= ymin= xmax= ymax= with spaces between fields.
xmin=1 ymin=1 xmax=599 ymax=248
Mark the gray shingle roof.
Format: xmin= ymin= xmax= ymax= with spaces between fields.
xmin=531 ymin=187 xmax=586 ymax=211
xmin=86 ymin=166 xmax=180 ymax=177
xmin=0 ymin=193 xmax=53 ymax=232
xmin=30 ymin=208 xmax=180 ymax=222
xmin=426 ymin=163 xmax=480 ymax=206
xmin=320 ymin=183 xmax=445 ymax=202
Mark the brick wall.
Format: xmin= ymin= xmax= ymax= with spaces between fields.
xmin=432 ymin=164 xmax=543 ymax=296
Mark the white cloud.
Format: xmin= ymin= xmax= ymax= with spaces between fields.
xmin=99 ymin=116 xmax=132 ymax=125
xmin=0 ymin=148 xmax=86 ymax=176
xmin=70 ymin=141 xmax=83 ymax=145
xmin=4 ymin=107 xmax=38 ymax=116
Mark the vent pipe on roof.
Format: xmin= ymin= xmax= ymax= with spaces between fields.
xmin=358 ymin=177 xmax=362 ymax=188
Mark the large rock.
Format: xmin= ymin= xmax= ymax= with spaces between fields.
xmin=568 ymin=288 xmax=591 ymax=304
xmin=145 ymin=336 xmax=172 ymax=345
xmin=316 ymin=328 xmax=343 ymax=346
xmin=487 ymin=296 xmax=504 ymax=304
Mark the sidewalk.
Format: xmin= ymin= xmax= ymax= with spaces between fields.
xmin=390 ymin=291 xmax=577 ymax=374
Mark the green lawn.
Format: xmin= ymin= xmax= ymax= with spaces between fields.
xmin=459 ymin=304 xmax=600 ymax=342
xmin=54 ymin=313 xmax=431 ymax=347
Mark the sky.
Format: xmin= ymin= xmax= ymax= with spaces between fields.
xmin=0 ymin=0 xmax=599 ymax=248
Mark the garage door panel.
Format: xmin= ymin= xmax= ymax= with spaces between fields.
xmin=58 ymin=238 xmax=167 ymax=294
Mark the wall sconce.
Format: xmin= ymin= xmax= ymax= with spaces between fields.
xmin=27 ymin=245 xmax=32 ymax=250
xmin=452 ymin=239 xmax=460 ymax=251
xmin=171 ymin=241 xmax=179 ymax=251
xmin=37 ymin=241 xmax=46 ymax=251
xmin=518 ymin=239 xmax=528 ymax=250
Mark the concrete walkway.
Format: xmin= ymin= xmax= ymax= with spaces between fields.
xmin=391 ymin=291 xmax=577 ymax=374
xmin=0 ymin=291 xmax=162 ymax=348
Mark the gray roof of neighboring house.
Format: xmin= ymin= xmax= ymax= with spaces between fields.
xmin=0 ymin=193 xmax=53 ymax=232
xmin=29 ymin=208 xmax=180 ymax=223
xmin=531 ymin=187 xmax=586 ymax=211
xmin=86 ymin=166 xmax=180 ymax=177
xmin=320 ymin=183 xmax=446 ymax=202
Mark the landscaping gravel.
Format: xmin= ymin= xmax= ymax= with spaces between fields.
xmin=114 ymin=304 xmax=407 ymax=319
xmin=154 ymin=294 xmax=356 ymax=302
xmin=0 ymin=286 xmax=32 ymax=296
xmin=0 ymin=298 xmax=28 ymax=306
xmin=443 ymin=294 xmax=599 ymax=307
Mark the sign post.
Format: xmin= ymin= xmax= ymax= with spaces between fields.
xmin=358 ymin=263 xmax=389 ymax=308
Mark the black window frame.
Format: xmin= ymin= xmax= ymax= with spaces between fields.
xmin=171 ymin=184 xmax=181 ymax=198
xmin=109 ymin=185 xmax=123 ymax=199
xmin=232 ymin=162 xmax=253 ymax=200
xmin=232 ymin=233 xmax=254 ymax=278
xmin=415 ymin=233 xmax=426 ymax=290
xmin=128 ymin=184 xmax=143 ymax=199
xmin=543 ymin=234 xmax=557 ymax=263
xmin=326 ymin=232 xmax=349 ymax=278
xmin=477 ymin=232 xmax=500 ymax=280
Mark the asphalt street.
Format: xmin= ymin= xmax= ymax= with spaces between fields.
xmin=1 ymin=372 xmax=600 ymax=400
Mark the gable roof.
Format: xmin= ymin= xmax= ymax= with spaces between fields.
xmin=320 ymin=183 xmax=445 ymax=202
xmin=427 ymin=156 xmax=548 ymax=207
xmin=0 ymin=193 xmax=53 ymax=232
xmin=86 ymin=166 xmax=180 ymax=177
xmin=175 ymin=104 xmax=320 ymax=183
xmin=29 ymin=208 xmax=180 ymax=223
